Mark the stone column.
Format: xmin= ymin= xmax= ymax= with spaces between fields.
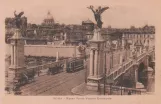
xmin=139 ymin=47 xmax=142 ymax=55
xmin=94 ymin=50 xmax=98 ymax=77
xmin=135 ymin=69 xmax=138 ymax=83
xmin=86 ymin=28 xmax=105 ymax=92
xmin=24 ymin=40 xmax=27 ymax=45
xmin=132 ymin=62 xmax=138 ymax=88
xmin=130 ymin=50 xmax=133 ymax=58
xmin=120 ymin=53 xmax=123 ymax=65
xmin=11 ymin=45 xmax=13 ymax=66
xmin=122 ymin=35 xmax=125 ymax=50
xmin=7 ymin=29 xmax=26 ymax=94
xmin=63 ymin=60 xmax=67 ymax=72
xmin=98 ymin=50 xmax=103 ymax=76
xmin=97 ymin=50 xmax=100 ymax=76
xmin=89 ymin=50 xmax=94 ymax=76
xmin=14 ymin=45 xmax=16 ymax=67
xmin=56 ymin=52 xmax=59 ymax=62
xmin=146 ymin=55 xmax=149 ymax=69
xmin=145 ymin=67 xmax=154 ymax=92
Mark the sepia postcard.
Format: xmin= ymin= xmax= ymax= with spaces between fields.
xmin=0 ymin=0 xmax=161 ymax=104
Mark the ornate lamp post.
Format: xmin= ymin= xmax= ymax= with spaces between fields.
xmin=84 ymin=51 xmax=87 ymax=83
xmin=77 ymin=44 xmax=87 ymax=83
xmin=104 ymin=48 xmax=107 ymax=95
xmin=121 ymin=72 xmax=125 ymax=95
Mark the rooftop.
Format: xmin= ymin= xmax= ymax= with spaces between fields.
xmin=82 ymin=19 xmax=93 ymax=24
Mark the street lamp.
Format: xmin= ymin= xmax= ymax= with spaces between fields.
xmin=120 ymin=50 xmax=125 ymax=95
xmin=77 ymin=44 xmax=87 ymax=83
xmin=106 ymin=78 xmax=114 ymax=95
xmin=84 ymin=52 xmax=87 ymax=83
xmin=104 ymin=42 xmax=114 ymax=95
xmin=121 ymin=72 xmax=125 ymax=95
xmin=104 ymin=49 xmax=107 ymax=95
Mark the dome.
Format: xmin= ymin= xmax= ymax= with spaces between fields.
xmin=43 ymin=11 xmax=55 ymax=25
xmin=46 ymin=11 xmax=54 ymax=20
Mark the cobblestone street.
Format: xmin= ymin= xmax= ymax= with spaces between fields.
xmin=20 ymin=69 xmax=85 ymax=96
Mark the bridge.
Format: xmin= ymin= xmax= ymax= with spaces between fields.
xmin=6 ymin=28 xmax=155 ymax=95
xmin=105 ymin=46 xmax=155 ymax=93
xmin=71 ymin=46 xmax=155 ymax=95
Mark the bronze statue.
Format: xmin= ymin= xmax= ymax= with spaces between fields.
xmin=14 ymin=11 xmax=24 ymax=28
xmin=87 ymin=5 xmax=109 ymax=28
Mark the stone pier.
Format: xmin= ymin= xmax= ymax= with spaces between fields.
xmin=6 ymin=29 xmax=26 ymax=93
xmin=86 ymin=28 xmax=105 ymax=91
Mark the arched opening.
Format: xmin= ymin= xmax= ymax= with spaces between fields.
xmin=116 ymin=74 xmax=133 ymax=88
xmin=138 ymin=62 xmax=145 ymax=83
xmin=122 ymin=75 xmax=133 ymax=88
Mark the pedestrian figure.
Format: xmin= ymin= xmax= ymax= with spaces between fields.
xmin=128 ymin=91 xmax=132 ymax=95
xmin=38 ymin=70 xmax=40 ymax=76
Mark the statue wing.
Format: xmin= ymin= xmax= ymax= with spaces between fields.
xmin=99 ymin=6 xmax=109 ymax=14
xmin=18 ymin=12 xmax=24 ymax=17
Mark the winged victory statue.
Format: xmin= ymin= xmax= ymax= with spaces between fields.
xmin=14 ymin=11 xmax=24 ymax=28
xmin=87 ymin=5 xmax=109 ymax=28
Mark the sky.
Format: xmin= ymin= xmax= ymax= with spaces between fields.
xmin=1 ymin=0 xmax=160 ymax=28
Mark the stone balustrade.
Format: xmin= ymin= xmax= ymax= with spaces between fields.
xmin=106 ymin=49 xmax=154 ymax=81
xmin=105 ymin=85 xmax=147 ymax=95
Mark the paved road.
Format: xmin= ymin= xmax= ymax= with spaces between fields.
xmin=20 ymin=69 xmax=85 ymax=96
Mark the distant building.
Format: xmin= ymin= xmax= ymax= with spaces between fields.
xmin=82 ymin=19 xmax=94 ymax=40
xmin=25 ymin=38 xmax=47 ymax=45
xmin=82 ymin=19 xmax=94 ymax=31
xmin=42 ymin=11 xmax=55 ymax=26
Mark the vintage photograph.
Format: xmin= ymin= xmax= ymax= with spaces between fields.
xmin=4 ymin=0 xmax=155 ymax=96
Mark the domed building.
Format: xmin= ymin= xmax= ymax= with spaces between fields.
xmin=82 ymin=19 xmax=94 ymax=31
xmin=82 ymin=19 xmax=94 ymax=40
xmin=42 ymin=11 xmax=55 ymax=26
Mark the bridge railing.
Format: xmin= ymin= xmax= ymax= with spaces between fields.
xmin=104 ymin=85 xmax=147 ymax=95
xmin=107 ymin=48 xmax=154 ymax=81
xmin=107 ymin=59 xmax=134 ymax=81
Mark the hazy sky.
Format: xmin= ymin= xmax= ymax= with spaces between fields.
xmin=1 ymin=0 xmax=160 ymax=28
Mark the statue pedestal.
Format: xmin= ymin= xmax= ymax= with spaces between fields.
xmin=86 ymin=28 xmax=105 ymax=92
xmin=6 ymin=29 xmax=26 ymax=94
xmin=86 ymin=77 xmax=103 ymax=91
